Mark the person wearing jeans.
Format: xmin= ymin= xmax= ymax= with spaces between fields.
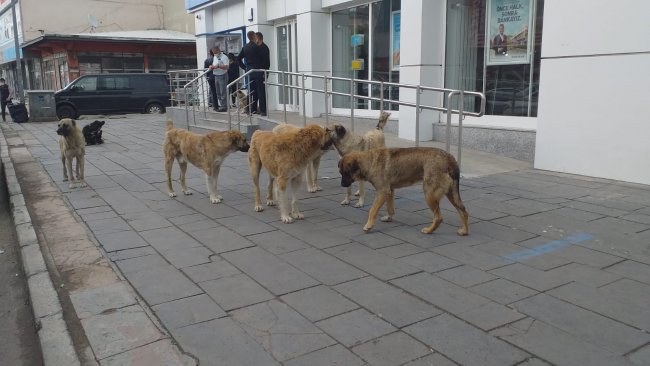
xmin=210 ymin=45 xmax=229 ymax=112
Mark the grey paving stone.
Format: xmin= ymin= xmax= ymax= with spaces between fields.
xmin=517 ymin=359 xmax=553 ymax=366
xmin=548 ymin=207 xmax=605 ymax=222
xmin=497 ymin=318 xmax=633 ymax=366
xmin=282 ymin=344 xmax=366 ymax=366
xmin=200 ymin=273 xmax=274 ymax=311
xmin=280 ymin=248 xmax=366 ymax=286
xmin=512 ymin=293 xmax=650 ymax=354
xmin=562 ymin=200 xmax=628 ymax=217
xmin=546 ymin=262 xmax=621 ymax=287
xmin=122 ymin=211 xmax=172 ymax=231
xmin=87 ymin=217 xmax=133 ymax=235
xmin=247 ymin=230 xmax=309 ymax=254
xmin=116 ymin=253 xmax=168 ymax=274
xmin=315 ymin=308 xmax=396 ymax=347
xmin=230 ymin=300 xmax=335 ymax=361
xmin=222 ymin=247 xmax=318 ymax=295
xmin=280 ymin=285 xmax=358 ymax=322
xmin=380 ymin=225 xmax=455 ymax=249
xmin=326 ymin=243 xmax=420 ymax=281
xmin=216 ymin=214 xmax=277 ymax=236
xmin=432 ymin=242 xmax=513 ymax=271
xmin=76 ymin=205 xmax=114 ymax=216
xmin=107 ymin=246 xmax=156 ymax=261
xmin=159 ymin=246 xmax=213 ymax=269
xmin=152 ymin=294 xmax=226 ymax=330
xmin=468 ymin=278 xmax=538 ymax=305
xmin=628 ymin=344 xmax=650 ymax=366
xmin=37 ymin=312 xmax=81 ymax=366
xmin=620 ymin=212 xmax=650 ymax=225
xmin=457 ymin=301 xmax=526 ymax=331
xmin=400 ymin=353 xmax=457 ymax=366
xmin=466 ymin=220 xmax=538 ymax=243
xmin=181 ymin=258 xmax=241 ymax=283
xmin=95 ymin=230 xmax=150 ymax=252
xmin=435 ymin=265 xmax=497 ymax=288
xmin=598 ymin=279 xmax=650 ymax=312
xmin=404 ymin=314 xmax=528 ymax=366
xmin=331 ymin=224 xmax=404 ymax=249
xmin=97 ymin=189 xmax=151 ymax=214
xmin=489 ymin=263 xmax=571 ymax=292
xmin=170 ymin=317 xmax=280 ymax=366
xmin=188 ymin=226 xmax=256 ymax=253
xmin=110 ymin=173 xmax=156 ymax=192
xmin=351 ymin=331 xmax=431 ymax=366
xmin=168 ymin=213 xmax=210 ymax=226
xmin=550 ymin=244 xmax=624 ymax=268
xmin=81 ymin=305 xmax=164 ymax=360
xmin=397 ymin=251 xmax=461 ymax=274
xmin=391 ymin=272 xmax=490 ymax=315
xmin=69 ymin=281 xmax=137 ymax=319
xmin=377 ymin=243 xmax=426 ymax=258
xmin=80 ymin=210 xmax=119 ymax=222
xmin=576 ymin=195 xmax=646 ymax=212
xmin=124 ymin=265 xmax=202 ymax=306
xmin=334 ymin=276 xmax=441 ymax=328
xmin=589 ymin=216 xmax=648 ymax=235
xmin=270 ymin=222 xmax=353 ymax=249
xmin=140 ymin=226 xmax=204 ymax=252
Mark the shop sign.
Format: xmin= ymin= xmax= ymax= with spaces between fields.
xmin=486 ymin=0 xmax=534 ymax=65
xmin=351 ymin=34 xmax=364 ymax=47
xmin=351 ymin=58 xmax=364 ymax=71
xmin=390 ymin=10 xmax=400 ymax=71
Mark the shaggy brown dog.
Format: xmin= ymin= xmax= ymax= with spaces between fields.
xmin=163 ymin=121 xmax=249 ymax=203
xmin=56 ymin=118 xmax=87 ymax=188
xmin=339 ymin=147 xmax=469 ymax=235
xmin=272 ymin=123 xmax=328 ymax=193
xmin=235 ymin=89 xmax=249 ymax=114
xmin=330 ymin=111 xmax=390 ymax=207
xmin=248 ymin=124 xmax=332 ymax=223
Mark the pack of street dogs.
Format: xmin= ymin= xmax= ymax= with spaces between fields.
xmin=57 ymin=114 xmax=469 ymax=235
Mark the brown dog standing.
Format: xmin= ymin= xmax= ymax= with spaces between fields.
xmin=339 ymin=147 xmax=469 ymax=235
xmin=248 ymin=124 xmax=332 ymax=223
xmin=329 ymin=111 xmax=390 ymax=207
xmin=163 ymin=121 xmax=249 ymax=203
xmin=57 ymin=118 xmax=86 ymax=188
xmin=272 ymin=123 xmax=327 ymax=193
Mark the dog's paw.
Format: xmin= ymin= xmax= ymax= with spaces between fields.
xmin=421 ymin=227 xmax=434 ymax=234
xmin=316 ymin=186 xmax=323 ymax=191
xmin=291 ymin=211 xmax=305 ymax=220
xmin=78 ymin=181 xmax=87 ymax=188
xmin=210 ymin=196 xmax=223 ymax=204
xmin=254 ymin=205 xmax=264 ymax=212
xmin=63 ymin=177 xmax=69 ymax=182
xmin=362 ymin=224 xmax=373 ymax=232
xmin=168 ymin=192 xmax=177 ymax=198
xmin=354 ymin=201 xmax=365 ymax=208
xmin=354 ymin=190 xmax=361 ymax=197
xmin=307 ymin=186 xmax=318 ymax=193
xmin=281 ymin=215 xmax=295 ymax=224
xmin=457 ymin=228 xmax=468 ymax=236
xmin=183 ymin=190 xmax=193 ymax=195
xmin=380 ymin=215 xmax=392 ymax=222
xmin=266 ymin=200 xmax=276 ymax=206
xmin=340 ymin=198 xmax=351 ymax=206
xmin=68 ymin=183 xmax=77 ymax=189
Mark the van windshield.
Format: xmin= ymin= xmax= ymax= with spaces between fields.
xmin=74 ymin=76 xmax=98 ymax=91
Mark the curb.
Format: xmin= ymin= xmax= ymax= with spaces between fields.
xmin=0 ymin=125 xmax=81 ymax=366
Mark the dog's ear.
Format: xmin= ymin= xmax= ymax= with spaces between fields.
xmin=71 ymin=119 xmax=76 ymax=127
xmin=334 ymin=125 xmax=346 ymax=138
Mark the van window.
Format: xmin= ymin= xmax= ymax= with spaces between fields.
xmin=75 ymin=76 xmax=97 ymax=91
xmin=100 ymin=76 xmax=130 ymax=90
xmin=132 ymin=75 xmax=168 ymax=92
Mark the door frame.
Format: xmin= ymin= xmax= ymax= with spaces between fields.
xmin=274 ymin=19 xmax=299 ymax=112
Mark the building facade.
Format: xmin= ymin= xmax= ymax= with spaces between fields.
xmin=187 ymin=0 xmax=650 ymax=186
xmin=0 ymin=0 xmax=196 ymax=92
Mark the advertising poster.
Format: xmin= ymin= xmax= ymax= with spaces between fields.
xmin=390 ymin=10 xmax=400 ymax=71
xmin=486 ymin=0 xmax=534 ymax=65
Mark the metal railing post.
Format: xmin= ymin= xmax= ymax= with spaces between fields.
xmin=324 ymin=76 xmax=329 ymax=126
xmin=184 ymin=86 xmax=189 ymax=130
xmin=301 ymin=73 xmax=307 ymax=126
xmin=415 ymin=86 xmax=421 ymax=147
xmin=457 ymin=90 xmax=464 ymax=167
xmin=445 ymin=91 xmax=459 ymax=153
xmin=264 ymin=70 xmax=269 ymax=118
xmin=350 ymin=78 xmax=355 ymax=132
xmin=282 ymin=71 xmax=287 ymax=123
xmin=380 ymin=81 xmax=385 ymax=113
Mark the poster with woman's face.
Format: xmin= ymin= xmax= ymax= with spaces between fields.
xmin=486 ymin=0 xmax=534 ymax=65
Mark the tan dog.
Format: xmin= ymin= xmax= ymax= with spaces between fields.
xmin=56 ymin=118 xmax=86 ymax=188
xmin=163 ymin=121 xmax=249 ymax=203
xmin=338 ymin=147 xmax=469 ymax=235
xmin=248 ymin=124 xmax=332 ymax=223
xmin=272 ymin=123 xmax=327 ymax=193
xmin=235 ymin=90 xmax=248 ymax=114
xmin=330 ymin=111 xmax=390 ymax=207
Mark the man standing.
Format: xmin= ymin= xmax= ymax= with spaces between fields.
xmin=0 ymin=78 xmax=10 ymax=122
xmin=253 ymin=32 xmax=270 ymax=116
xmin=237 ymin=31 xmax=259 ymax=113
xmin=210 ymin=45 xmax=229 ymax=112
xmin=203 ymin=49 xmax=217 ymax=110
xmin=493 ymin=23 xmax=508 ymax=55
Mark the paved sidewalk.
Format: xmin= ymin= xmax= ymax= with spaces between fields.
xmin=4 ymin=114 xmax=650 ymax=365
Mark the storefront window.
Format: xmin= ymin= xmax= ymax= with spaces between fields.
xmin=371 ymin=0 xmax=400 ymax=111
xmin=444 ymin=0 xmax=543 ymax=117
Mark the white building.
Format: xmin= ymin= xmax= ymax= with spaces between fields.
xmin=186 ymin=0 xmax=650 ymax=186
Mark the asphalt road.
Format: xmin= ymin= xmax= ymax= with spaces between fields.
xmin=0 ymin=167 xmax=43 ymax=366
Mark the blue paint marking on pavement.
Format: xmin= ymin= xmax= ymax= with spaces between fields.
xmin=504 ymin=232 xmax=594 ymax=261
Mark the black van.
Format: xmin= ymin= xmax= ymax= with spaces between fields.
xmin=55 ymin=73 xmax=171 ymax=118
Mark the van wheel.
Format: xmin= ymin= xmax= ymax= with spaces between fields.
xmin=57 ymin=105 xmax=76 ymax=119
xmin=145 ymin=103 xmax=165 ymax=114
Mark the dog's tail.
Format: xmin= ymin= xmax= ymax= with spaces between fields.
xmin=376 ymin=111 xmax=391 ymax=131
xmin=166 ymin=120 xmax=174 ymax=131
xmin=448 ymin=157 xmax=462 ymax=200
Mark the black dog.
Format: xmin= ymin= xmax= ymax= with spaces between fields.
xmin=82 ymin=120 xmax=105 ymax=145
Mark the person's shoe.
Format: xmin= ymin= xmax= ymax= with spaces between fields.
xmin=217 ymin=108 xmax=227 ymax=112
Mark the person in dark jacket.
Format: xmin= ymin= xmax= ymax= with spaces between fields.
xmin=227 ymin=52 xmax=240 ymax=107
xmin=203 ymin=49 xmax=218 ymax=110
xmin=253 ymin=32 xmax=270 ymax=116
xmin=0 ymin=78 xmax=10 ymax=122
xmin=237 ymin=31 xmax=259 ymax=113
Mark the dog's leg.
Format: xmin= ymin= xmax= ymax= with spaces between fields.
xmin=380 ymin=189 xmax=395 ymax=222
xmin=165 ymin=155 xmax=176 ymax=197
xmin=266 ymin=175 xmax=276 ymax=206
xmin=290 ymin=175 xmax=304 ymax=220
xmin=179 ymin=160 xmax=192 ymax=195
xmin=341 ymin=186 xmax=352 ymax=205
xmin=307 ymin=157 xmax=322 ymax=193
xmin=355 ymin=180 xmax=366 ymax=208
xmin=249 ymin=151 xmax=264 ymax=212
xmin=65 ymin=156 xmax=76 ymax=188
xmin=277 ymin=176 xmax=293 ymax=223
xmin=447 ymin=187 xmax=469 ymax=236
xmin=363 ymin=192 xmax=388 ymax=232
xmin=206 ymin=164 xmax=223 ymax=203
xmin=77 ymin=155 xmax=87 ymax=188
xmin=61 ymin=153 xmax=69 ymax=182
xmin=421 ymin=187 xmax=446 ymax=234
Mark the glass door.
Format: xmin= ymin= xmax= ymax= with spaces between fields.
xmin=276 ymin=19 xmax=299 ymax=111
